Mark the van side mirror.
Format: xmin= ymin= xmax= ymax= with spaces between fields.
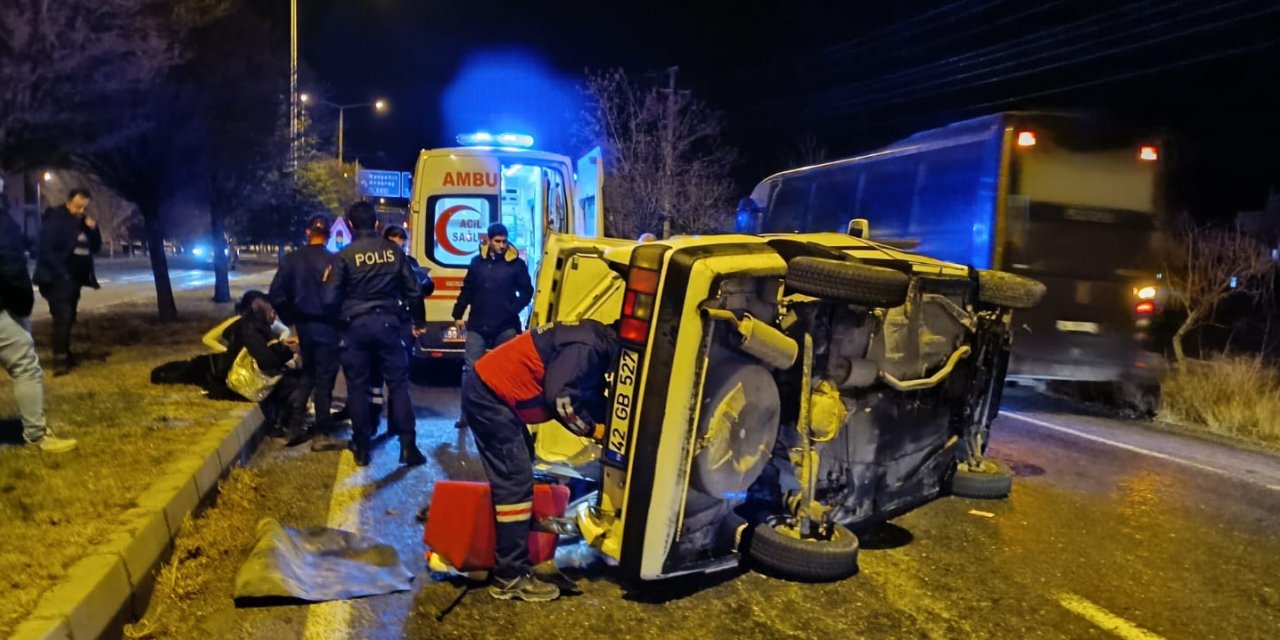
xmin=847 ymin=218 xmax=870 ymax=239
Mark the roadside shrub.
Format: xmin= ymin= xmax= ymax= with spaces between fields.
xmin=1159 ymin=356 xmax=1280 ymax=448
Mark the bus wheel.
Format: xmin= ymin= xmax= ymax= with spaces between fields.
xmin=786 ymin=257 xmax=909 ymax=308
xmin=976 ymin=270 xmax=1046 ymax=309
xmin=747 ymin=517 xmax=860 ymax=582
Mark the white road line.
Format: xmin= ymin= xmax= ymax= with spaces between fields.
xmin=302 ymin=452 xmax=368 ymax=640
xmin=1055 ymin=593 xmax=1166 ymax=640
xmin=1000 ymin=410 xmax=1280 ymax=492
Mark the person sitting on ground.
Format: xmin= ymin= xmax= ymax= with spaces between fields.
xmin=151 ymin=290 xmax=307 ymax=443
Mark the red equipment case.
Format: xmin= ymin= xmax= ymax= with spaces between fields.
xmin=423 ymin=481 xmax=570 ymax=571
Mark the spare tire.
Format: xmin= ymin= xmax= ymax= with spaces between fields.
xmin=748 ymin=517 xmax=859 ymax=582
xmin=786 ymin=257 xmax=910 ymax=307
xmin=977 ymin=270 xmax=1046 ymax=309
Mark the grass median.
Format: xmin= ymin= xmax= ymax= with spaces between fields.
xmin=1158 ymin=355 xmax=1280 ymax=450
xmin=0 ymin=293 xmax=251 ymax=637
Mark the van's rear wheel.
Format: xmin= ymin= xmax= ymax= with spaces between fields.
xmin=786 ymin=257 xmax=909 ymax=308
xmin=748 ymin=517 xmax=859 ymax=582
xmin=976 ymin=270 xmax=1045 ymax=309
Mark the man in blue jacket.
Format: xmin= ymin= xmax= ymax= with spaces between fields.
xmin=1 ymin=207 xmax=78 ymax=453
xmin=32 ymin=188 xmax=100 ymax=376
xmin=269 ymin=215 xmax=342 ymax=450
xmin=451 ymin=223 xmax=533 ymax=428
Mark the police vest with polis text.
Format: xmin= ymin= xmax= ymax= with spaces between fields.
xmin=330 ymin=234 xmax=423 ymax=323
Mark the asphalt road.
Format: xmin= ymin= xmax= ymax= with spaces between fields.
xmin=163 ymin=378 xmax=1280 ymax=640
xmin=26 ymin=257 xmax=276 ymax=322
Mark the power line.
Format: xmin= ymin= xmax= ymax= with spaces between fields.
xmin=813 ymin=0 xmax=1257 ymax=114
xmin=813 ymin=0 xmax=1275 ymax=115
xmin=815 ymin=0 xmax=1166 ymax=101
xmin=848 ymin=38 xmax=1279 ymax=137
xmin=823 ymin=0 xmax=1006 ymax=59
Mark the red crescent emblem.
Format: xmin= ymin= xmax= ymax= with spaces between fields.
xmin=435 ymin=204 xmax=481 ymax=256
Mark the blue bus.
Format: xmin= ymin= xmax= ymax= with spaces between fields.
xmin=739 ymin=112 xmax=1167 ymax=387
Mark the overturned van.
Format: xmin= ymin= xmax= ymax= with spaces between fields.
xmin=530 ymin=227 xmax=1044 ymax=582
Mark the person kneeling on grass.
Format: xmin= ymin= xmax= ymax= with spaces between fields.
xmin=151 ymin=290 xmax=308 ymax=444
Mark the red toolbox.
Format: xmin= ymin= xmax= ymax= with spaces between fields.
xmin=423 ymin=481 xmax=570 ymax=571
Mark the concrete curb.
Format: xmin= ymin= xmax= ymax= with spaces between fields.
xmin=11 ymin=406 xmax=265 ymax=640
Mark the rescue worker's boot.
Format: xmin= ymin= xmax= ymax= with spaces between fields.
xmin=487 ymin=573 xmax=560 ymax=602
xmin=398 ymin=435 xmax=426 ymax=467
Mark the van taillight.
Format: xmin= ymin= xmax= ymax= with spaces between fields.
xmin=1135 ymin=301 xmax=1155 ymax=315
xmin=620 ymin=245 xmax=670 ymax=346
xmin=1139 ymin=145 xmax=1158 ymax=161
xmin=1016 ymin=130 xmax=1037 ymax=147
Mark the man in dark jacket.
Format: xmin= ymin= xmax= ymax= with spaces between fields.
xmin=32 ymin=188 xmax=100 ymax=375
xmin=1 ymin=211 xmax=78 ymax=453
xmin=452 ymin=223 xmax=533 ymax=428
xmin=269 ymin=215 xmax=343 ymax=450
xmin=322 ymin=202 xmax=427 ymax=467
xmin=460 ymin=319 xmax=619 ymax=601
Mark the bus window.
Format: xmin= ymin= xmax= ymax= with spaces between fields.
xmin=762 ymin=176 xmax=812 ymax=233
xmin=857 ymin=156 xmax=917 ymax=239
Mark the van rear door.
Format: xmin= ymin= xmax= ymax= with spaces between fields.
xmin=530 ymin=232 xmax=633 ymax=327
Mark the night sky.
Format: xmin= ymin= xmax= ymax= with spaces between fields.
xmin=266 ymin=0 xmax=1279 ymax=220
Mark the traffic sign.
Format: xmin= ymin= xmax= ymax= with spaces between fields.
xmin=401 ymin=172 xmax=413 ymax=198
xmin=358 ymin=169 xmax=402 ymax=198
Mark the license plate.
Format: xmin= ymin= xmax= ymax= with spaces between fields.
xmin=1056 ymin=320 xmax=1101 ymax=335
xmin=443 ymin=327 xmax=466 ymax=343
xmin=604 ymin=348 xmax=640 ymax=468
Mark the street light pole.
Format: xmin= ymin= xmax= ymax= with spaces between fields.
xmin=338 ymin=106 xmax=345 ymax=164
xmin=300 ymin=97 xmax=384 ymax=165
xmin=290 ymin=0 xmax=298 ymax=169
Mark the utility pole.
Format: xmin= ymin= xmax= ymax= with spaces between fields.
xmin=660 ymin=66 xmax=678 ymax=239
xmin=290 ymin=0 xmax=298 ymax=170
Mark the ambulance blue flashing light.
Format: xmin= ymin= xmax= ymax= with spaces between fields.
xmin=457 ymin=131 xmax=535 ymax=148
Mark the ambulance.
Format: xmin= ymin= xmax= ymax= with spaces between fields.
xmin=405 ymin=133 xmax=605 ymax=358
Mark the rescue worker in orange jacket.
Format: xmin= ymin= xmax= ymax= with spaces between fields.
xmin=461 ymin=319 xmax=619 ymax=601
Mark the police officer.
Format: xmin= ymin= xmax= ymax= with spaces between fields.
xmin=461 ymin=319 xmax=619 ymax=601
xmin=364 ymin=225 xmax=434 ymax=433
xmin=322 ymin=202 xmax=426 ymax=467
xmin=268 ymin=214 xmax=343 ymax=450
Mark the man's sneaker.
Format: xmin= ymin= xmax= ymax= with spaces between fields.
xmin=487 ymin=573 xmax=560 ymax=602
xmin=31 ymin=434 xmax=78 ymax=453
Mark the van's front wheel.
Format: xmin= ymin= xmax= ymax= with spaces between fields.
xmin=747 ymin=517 xmax=859 ymax=582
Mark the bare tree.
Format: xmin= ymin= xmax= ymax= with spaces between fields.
xmin=789 ymin=133 xmax=829 ymax=168
xmin=1165 ymin=223 xmax=1276 ymax=363
xmin=579 ymin=68 xmax=737 ymax=239
xmin=0 ymin=0 xmax=228 ymax=170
